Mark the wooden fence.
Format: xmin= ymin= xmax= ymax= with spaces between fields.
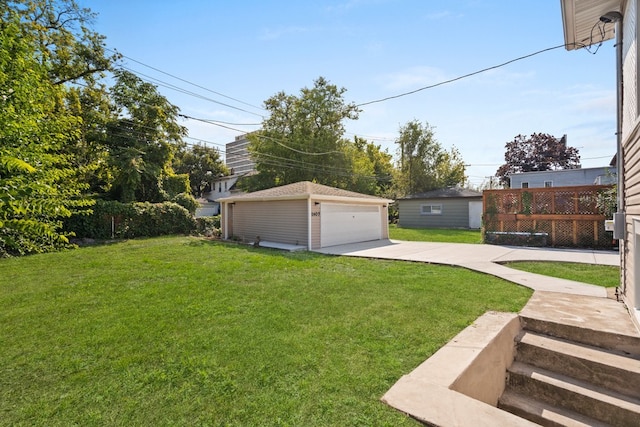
xmin=482 ymin=185 xmax=614 ymax=248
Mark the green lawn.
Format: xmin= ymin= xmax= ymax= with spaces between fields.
xmin=0 ymin=236 xmax=532 ymax=426
xmin=503 ymin=261 xmax=620 ymax=288
xmin=389 ymin=224 xmax=483 ymax=243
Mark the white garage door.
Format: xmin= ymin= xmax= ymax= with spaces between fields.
xmin=321 ymin=203 xmax=382 ymax=248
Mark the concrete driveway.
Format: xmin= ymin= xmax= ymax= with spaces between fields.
xmin=314 ymin=240 xmax=619 ymax=297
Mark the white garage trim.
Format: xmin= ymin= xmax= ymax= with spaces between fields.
xmin=321 ymin=203 xmax=382 ymax=248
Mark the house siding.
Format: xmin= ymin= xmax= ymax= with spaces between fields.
xmin=231 ymin=200 xmax=308 ymax=246
xmin=622 ymin=0 xmax=640 ymax=323
xmin=398 ymin=198 xmax=476 ymax=228
xmin=509 ymin=167 xmax=616 ymax=188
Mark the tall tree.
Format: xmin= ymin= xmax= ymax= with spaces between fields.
xmin=173 ymin=144 xmax=229 ymax=197
xmin=496 ymin=133 xmax=581 ymax=186
xmin=3 ymin=0 xmax=119 ymax=86
xmin=243 ymin=77 xmax=360 ymax=191
xmin=0 ymin=12 xmax=90 ymax=256
xmin=3 ymin=0 xmax=120 ymax=197
xmin=106 ymin=70 xmax=187 ymax=202
xmin=394 ymin=120 xmax=466 ymax=197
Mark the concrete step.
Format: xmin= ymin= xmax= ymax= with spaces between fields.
xmin=518 ymin=292 xmax=640 ymax=358
xmin=498 ymin=390 xmax=609 ymax=427
xmin=516 ymin=331 xmax=640 ymax=399
xmin=506 ymin=361 xmax=640 ymax=425
xmin=520 ymin=315 xmax=640 ymax=359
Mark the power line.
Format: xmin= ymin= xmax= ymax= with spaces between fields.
xmin=356 ymin=42 xmax=593 ymax=107
xmin=179 ymin=113 xmax=341 ymax=156
xmin=107 ymin=48 xmax=266 ymax=113
xmin=116 ymin=64 xmax=265 ymax=118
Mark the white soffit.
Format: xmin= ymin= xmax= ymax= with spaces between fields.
xmin=561 ymin=0 xmax=622 ymax=51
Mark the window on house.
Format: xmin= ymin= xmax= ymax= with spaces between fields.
xmin=544 ymin=181 xmax=553 ymax=188
xmin=420 ymin=204 xmax=442 ymax=215
xmin=225 ymin=182 xmax=228 ymax=191
xmin=218 ymin=183 xmax=222 ymax=192
xmin=521 ymin=182 xmax=529 ymax=188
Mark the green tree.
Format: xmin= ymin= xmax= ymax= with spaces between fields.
xmin=496 ymin=133 xmax=581 ymax=187
xmin=3 ymin=1 xmax=120 ymax=197
xmin=106 ymin=70 xmax=187 ymax=202
xmin=243 ymin=77 xmax=360 ymax=191
xmin=3 ymin=0 xmax=119 ymax=86
xmin=173 ymin=144 xmax=229 ymax=197
xmin=394 ymin=120 xmax=466 ymax=197
xmin=0 ymin=13 xmax=90 ymax=256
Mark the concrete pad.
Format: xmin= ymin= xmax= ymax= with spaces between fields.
xmin=314 ymin=240 xmax=617 ymax=296
xmin=490 ymin=246 xmax=620 ymax=266
xmin=458 ymin=262 xmax=608 ymax=297
xmin=254 ymin=240 xmax=306 ymax=251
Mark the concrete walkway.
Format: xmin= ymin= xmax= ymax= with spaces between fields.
xmin=314 ymin=240 xmax=619 ymax=297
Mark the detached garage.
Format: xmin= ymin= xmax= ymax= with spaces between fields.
xmin=398 ymin=187 xmax=483 ymax=229
xmin=219 ymin=181 xmax=392 ymax=249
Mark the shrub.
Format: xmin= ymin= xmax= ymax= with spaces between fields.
xmin=196 ymin=215 xmax=221 ymax=237
xmin=172 ymin=193 xmax=199 ymax=215
xmin=121 ymin=202 xmax=197 ymax=238
xmin=65 ymin=200 xmax=135 ymax=239
xmin=65 ymin=200 xmax=197 ymax=239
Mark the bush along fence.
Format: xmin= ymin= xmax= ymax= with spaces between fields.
xmin=64 ymin=198 xmax=220 ymax=240
xmin=483 ymin=185 xmax=615 ymax=248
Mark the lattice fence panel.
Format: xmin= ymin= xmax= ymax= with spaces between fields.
xmin=518 ymin=219 xmax=535 ymax=232
xmin=533 ymin=192 xmax=553 ymax=214
xmin=576 ymin=191 xmax=598 ymax=215
xmin=501 ymin=220 xmax=518 ymax=233
xmin=554 ymin=220 xmax=574 ymax=246
xmin=501 ymin=192 xmax=520 ymax=214
xmin=483 ymin=186 xmax=614 ymax=248
xmin=536 ymin=220 xmax=553 ymax=236
xmin=596 ymin=223 xmax=614 ymax=248
xmin=554 ymin=191 xmax=576 ymax=215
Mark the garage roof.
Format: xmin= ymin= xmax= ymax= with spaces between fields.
xmin=400 ymin=187 xmax=482 ymax=200
xmin=560 ymin=0 xmax=620 ymax=51
xmin=219 ymin=181 xmax=393 ymax=204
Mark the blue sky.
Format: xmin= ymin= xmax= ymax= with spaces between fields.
xmin=83 ymin=0 xmax=617 ymax=187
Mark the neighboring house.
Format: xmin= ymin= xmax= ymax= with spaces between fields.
xmin=561 ymin=0 xmax=638 ymax=328
xmin=219 ymin=181 xmax=392 ymax=249
xmin=197 ymin=173 xmax=247 ymax=216
xmin=398 ymin=187 xmax=483 ymax=229
xmin=508 ymin=166 xmax=616 ymax=189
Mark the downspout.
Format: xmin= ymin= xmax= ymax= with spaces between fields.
xmin=601 ymin=11 xmax=625 ymax=239
xmin=222 ymin=201 xmax=228 ymax=240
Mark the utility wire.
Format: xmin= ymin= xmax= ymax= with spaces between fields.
xmin=356 ymin=42 xmax=594 ymax=107
xmin=107 ymin=48 xmax=266 ymax=112
xmin=116 ymin=64 xmax=265 ymax=118
xmin=179 ymin=113 xmax=342 ymax=156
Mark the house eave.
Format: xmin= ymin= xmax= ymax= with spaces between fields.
xmin=560 ymin=0 xmax=621 ymax=51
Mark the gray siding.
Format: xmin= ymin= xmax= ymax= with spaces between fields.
xmin=231 ymin=200 xmax=308 ymax=246
xmin=510 ymin=167 xmax=615 ymax=188
xmin=398 ymin=198 xmax=477 ymax=228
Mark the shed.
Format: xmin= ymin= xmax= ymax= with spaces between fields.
xmin=398 ymin=187 xmax=483 ymax=229
xmin=219 ymin=181 xmax=392 ymax=249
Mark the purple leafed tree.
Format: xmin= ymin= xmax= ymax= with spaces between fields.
xmin=496 ymin=133 xmax=580 ymax=186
